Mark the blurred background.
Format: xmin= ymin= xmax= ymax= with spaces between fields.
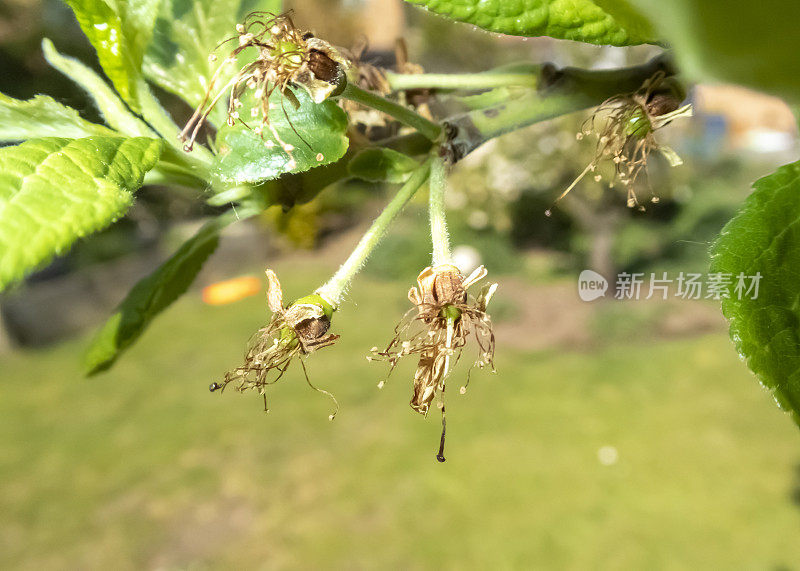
xmin=2 ymin=0 xmax=800 ymax=568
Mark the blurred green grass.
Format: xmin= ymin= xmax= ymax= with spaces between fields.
xmin=2 ymin=261 xmax=800 ymax=569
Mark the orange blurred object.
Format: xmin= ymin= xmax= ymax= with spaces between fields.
xmin=202 ymin=276 xmax=261 ymax=305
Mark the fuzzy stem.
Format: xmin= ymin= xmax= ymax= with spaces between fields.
xmin=339 ymin=83 xmax=442 ymax=142
xmin=429 ymin=156 xmax=451 ymax=266
xmin=316 ymin=159 xmax=433 ymax=306
xmin=386 ymin=69 xmax=538 ymax=91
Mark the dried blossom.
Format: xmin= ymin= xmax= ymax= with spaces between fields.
xmin=211 ymin=269 xmax=340 ymax=418
xmin=371 ymin=264 xmax=498 ymax=461
xmin=179 ymin=11 xmax=350 ymax=156
xmin=548 ymin=71 xmax=692 ymax=214
xmin=340 ymin=38 xmax=431 ymax=132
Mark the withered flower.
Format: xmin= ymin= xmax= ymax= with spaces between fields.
xmin=179 ymin=11 xmax=350 ymax=154
xmin=371 ymin=264 xmax=497 ymax=461
xmin=339 ymin=38 xmax=431 ymax=133
xmin=211 ymin=269 xmax=340 ymax=418
xmin=549 ymin=71 xmax=692 ymax=213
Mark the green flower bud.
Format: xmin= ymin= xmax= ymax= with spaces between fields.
xmin=626 ymin=106 xmax=652 ymax=138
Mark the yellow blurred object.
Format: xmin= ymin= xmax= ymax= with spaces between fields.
xmin=202 ymin=276 xmax=261 ymax=305
xmin=263 ymin=200 xmax=320 ymax=249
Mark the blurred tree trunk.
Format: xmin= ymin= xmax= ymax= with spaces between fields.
xmin=587 ymin=216 xmax=618 ymax=282
xmin=363 ymin=0 xmax=405 ymax=51
xmin=0 ymin=310 xmax=13 ymax=354
xmin=563 ymin=192 xmax=620 ymax=282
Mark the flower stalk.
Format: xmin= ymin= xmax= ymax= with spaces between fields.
xmin=315 ymin=158 xmax=433 ymax=306
xmin=428 ymin=155 xmax=452 ymax=266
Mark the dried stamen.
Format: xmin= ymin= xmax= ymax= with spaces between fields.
xmin=551 ymin=72 xmax=692 ymax=212
xmin=371 ymin=265 xmax=498 ymax=460
xmin=179 ymin=11 xmax=350 ymax=166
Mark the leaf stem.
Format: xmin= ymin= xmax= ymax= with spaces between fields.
xmin=316 ymin=158 xmax=433 ymax=307
xmin=339 ymin=83 xmax=442 ymax=142
xmin=429 ymin=155 xmax=452 ymax=266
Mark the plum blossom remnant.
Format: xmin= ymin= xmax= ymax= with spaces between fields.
xmin=548 ymin=71 xmax=692 ymax=214
xmin=371 ymin=264 xmax=497 ymax=461
xmin=211 ymin=269 xmax=340 ymax=418
xmin=179 ymin=11 xmax=349 ymax=157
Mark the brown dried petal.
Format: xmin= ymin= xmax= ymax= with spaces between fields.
xmin=415 ymin=265 xmax=466 ymax=308
xmin=307 ymin=49 xmax=340 ymax=83
xmin=408 ymin=286 xmax=422 ymax=306
xmin=646 ymin=92 xmax=681 ymax=118
xmin=293 ymin=37 xmax=349 ymax=104
xmin=410 ymin=349 xmax=446 ymax=415
xmin=294 ymin=314 xmax=331 ymax=340
xmin=283 ymin=302 xmax=325 ymax=337
xmin=432 ymin=264 xmax=466 ymax=305
xmin=477 ymin=282 xmax=498 ymax=312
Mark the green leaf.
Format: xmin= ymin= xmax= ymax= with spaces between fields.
xmin=42 ymin=39 xmax=154 ymax=138
xmin=0 ymin=93 xmax=114 ymax=142
xmin=348 ymin=148 xmax=420 ymax=183
xmin=143 ymin=0 xmax=281 ymax=124
xmin=710 ymin=161 xmax=800 ymax=426
xmin=628 ymin=0 xmax=800 ymax=99
xmin=0 ymin=137 xmax=164 ymax=291
xmin=593 ymin=0 xmax=656 ymax=42
xmin=213 ymin=86 xmax=349 ymax=185
xmin=84 ymin=212 xmax=237 ymax=375
xmin=405 ymin=0 xmax=656 ymax=45
xmin=65 ymin=0 xmax=161 ymax=109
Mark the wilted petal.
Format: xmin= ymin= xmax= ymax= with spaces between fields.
xmin=265 ymin=269 xmax=283 ymax=313
xmin=431 ymin=264 xmax=465 ymax=304
xmin=463 ymin=265 xmax=487 ymax=289
xmin=410 ymin=349 xmax=447 ymax=415
xmin=477 ymin=282 xmax=499 ymax=312
xmin=416 ymin=266 xmax=437 ymax=306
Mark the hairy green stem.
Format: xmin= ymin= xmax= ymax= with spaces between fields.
xmin=386 ymin=70 xmax=538 ymax=91
xmin=428 ymin=155 xmax=451 ymax=266
xmin=339 ymin=83 xmax=442 ymax=142
xmin=316 ymin=159 xmax=433 ymax=306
